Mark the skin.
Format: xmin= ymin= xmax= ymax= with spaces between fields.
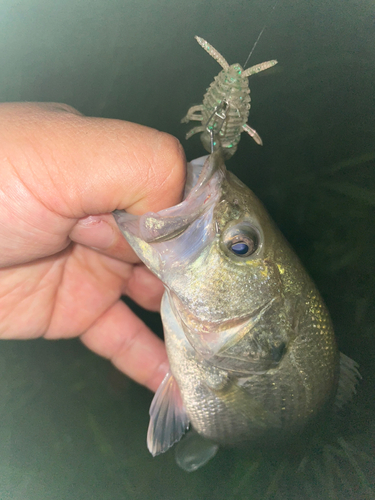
xmin=0 ymin=102 xmax=186 ymax=392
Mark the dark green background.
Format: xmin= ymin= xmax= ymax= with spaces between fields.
xmin=0 ymin=0 xmax=374 ymax=498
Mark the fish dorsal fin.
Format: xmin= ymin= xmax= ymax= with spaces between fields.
xmin=147 ymin=372 xmax=190 ymax=456
xmin=335 ymin=352 xmax=362 ymax=410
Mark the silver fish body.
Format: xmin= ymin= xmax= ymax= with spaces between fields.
xmin=114 ymin=152 xmax=355 ymax=462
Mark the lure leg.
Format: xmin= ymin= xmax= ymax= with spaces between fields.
xmin=185 ymin=125 xmax=205 ymax=140
xmin=181 ymin=105 xmax=204 ymax=124
xmin=242 ymin=123 xmax=263 ymax=146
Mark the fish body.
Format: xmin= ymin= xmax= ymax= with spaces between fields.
xmin=114 ymin=152 xmax=357 ymax=467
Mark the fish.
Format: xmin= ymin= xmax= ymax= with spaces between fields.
xmin=113 ymin=150 xmax=360 ymax=471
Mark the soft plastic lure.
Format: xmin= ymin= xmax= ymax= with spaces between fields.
xmin=181 ymin=36 xmax=277 ymax=158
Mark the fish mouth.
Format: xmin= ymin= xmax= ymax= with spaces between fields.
xmin=170 ymin=292 xmax=278 ymax=365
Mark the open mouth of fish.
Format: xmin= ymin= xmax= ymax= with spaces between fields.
xmin=170 ymin=292 xmax=279 ymax=366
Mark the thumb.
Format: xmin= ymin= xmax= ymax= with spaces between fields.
xmin=0 ymin=102 xmax=186 ymax=217
xmin=0 ymin=102 xmax=186 ymax=264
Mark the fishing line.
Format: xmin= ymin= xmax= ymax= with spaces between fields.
xmin=243 ymin=0 xmax=280 ymax=69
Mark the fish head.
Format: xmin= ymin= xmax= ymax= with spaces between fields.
xmin=114 ymin=151 xmax=292 ymax=375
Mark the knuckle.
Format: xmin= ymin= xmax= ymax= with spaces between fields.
xmin=30 ymin=102 xmax=84 ymax=116
xmin=156 ymin=132 xmax=186 ymax=187
xmin=42 ymin=102 xmax=84 ymax=116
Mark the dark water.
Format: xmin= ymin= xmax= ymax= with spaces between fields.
xmin=0 ymin=0 xmax=374 ymax=498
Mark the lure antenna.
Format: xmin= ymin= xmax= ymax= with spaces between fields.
xmin=243 ymin=59 xmax=277 ymax=78
xmin=195 ymin=36 xmax=229 ymax=70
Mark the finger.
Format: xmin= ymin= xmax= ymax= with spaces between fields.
xmin=69 ymin=213 xmax=141 ymax=263
xmin=80 ymin=300 xmax=168 ymax=392
xmin=0 ymin=102 xmax=186 ymax=218
xmin=70 ymin=217 xmax=164 ymax=310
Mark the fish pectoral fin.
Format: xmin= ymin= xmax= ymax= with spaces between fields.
xmin=175 ymin=430 xmax=219 ymax=472
xmin=334 ymin=352 xmax=362 ymax=410
xmin=216 ymin=383 xmax=281 ymax=430
xmin=147 ymin=372 xmax=190 ymax=457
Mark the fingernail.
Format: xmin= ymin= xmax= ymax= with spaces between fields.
xmin=70 ymin=215 xmax=116 ymax=249
xmin=157 ymin=361 xmax=170 ymax=380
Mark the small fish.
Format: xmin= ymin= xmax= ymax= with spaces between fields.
xmin=114 ymin=151 xmax=360 ymax=471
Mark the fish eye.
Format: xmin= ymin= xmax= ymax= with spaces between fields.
xmin=229 ymin=235 xmax=256 ymax=257
xmin=222 ymin=222 xmax=260 ymax=259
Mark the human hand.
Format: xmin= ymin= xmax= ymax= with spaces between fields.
xmin=0 ymin=102 xmax=186 ymax=392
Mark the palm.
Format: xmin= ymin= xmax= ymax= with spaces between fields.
xmin=2 ymin=243 xmax=118 ymax=337
xmin=0 ymin=240 xmax=167 ymax=391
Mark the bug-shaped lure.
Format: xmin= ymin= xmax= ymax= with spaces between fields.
xmin=182 ymin=36 xmax=277 ymax=158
